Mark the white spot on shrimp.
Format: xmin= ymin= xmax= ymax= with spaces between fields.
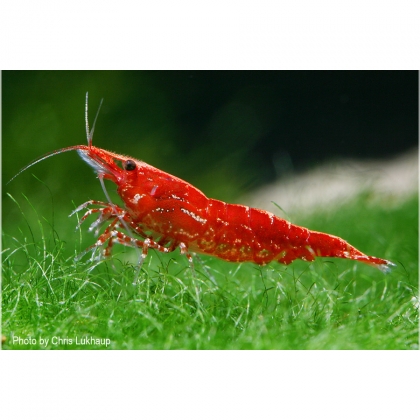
xmin=216 ymin=217 xmax=229 ymax=226
xmin=132 ymin=193 xmax=145 ymax=205
xmin=171 ymin=194 xmax=183 ymax=201
xmin=180 ymin=208 xmax=207 ymax=224
xmin=150 ymin=185 xmax=158 ymax=196
xmin=152 ymin=207 xmax=174 ymax=213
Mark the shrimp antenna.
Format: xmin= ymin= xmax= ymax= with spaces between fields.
xmin=85 ymin=92 xmax=103 ymax=147
xmin=85 ymin=92 xmax=90 ymax=144
xmin=7 ymin=145 xmax=88 ymax=185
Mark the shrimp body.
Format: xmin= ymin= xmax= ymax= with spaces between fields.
xmin=74 ymin=145 xmax=393 ymax=272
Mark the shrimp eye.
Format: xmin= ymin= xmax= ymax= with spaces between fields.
xmin=124 ymin=160 xmax=136 ymax=171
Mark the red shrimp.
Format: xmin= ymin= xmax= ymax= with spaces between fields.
xmin=9 ymin=94 xmax=395 ymax=273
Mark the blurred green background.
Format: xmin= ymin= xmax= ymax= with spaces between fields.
xmin=2 ymin=71 xmax=418 ymax=252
